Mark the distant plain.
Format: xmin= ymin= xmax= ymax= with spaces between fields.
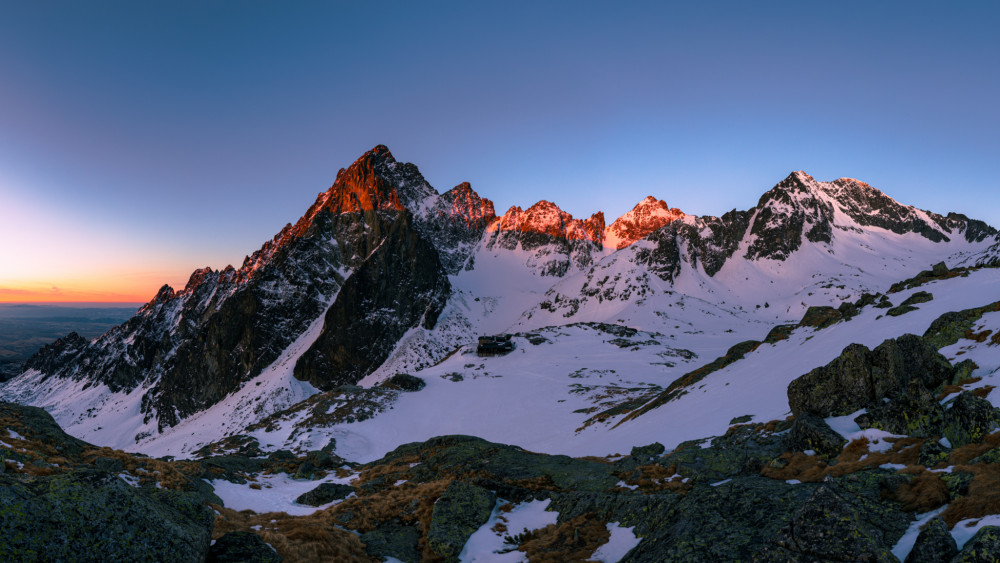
xmin=0 ymin=303 xmax=139 ymax=378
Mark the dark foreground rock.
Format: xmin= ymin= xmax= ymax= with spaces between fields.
xmin=208 ymin=531 xmax=282 ymax=563
xmin=905 ymin=517 xmax=957 ymax=563
xmin=788 ymin=334 xmax=955 ymax=418
xmin=953 ymin=526 xmax=1000 ymax=562
xmin=426 ymin=481 xmax=496 ymax=561
xmin=0 ymin=469 xmax=213 ymax=562
xmin=294 ymin=482 xmax=354 ymax=506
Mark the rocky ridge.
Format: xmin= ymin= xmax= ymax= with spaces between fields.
xmin=5 ymin=146 xmax=1000 ymax=489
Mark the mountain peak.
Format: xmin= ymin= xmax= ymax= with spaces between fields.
xmin=605 ymin=196 xmax=686 ymax=250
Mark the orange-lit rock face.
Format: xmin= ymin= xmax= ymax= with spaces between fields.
xmin=605 ymin=196 xmax=685 ymax=250
xmin=490 ymin=200 xmax=605 ymax=244
xmin=440 ymin=182 xmax=496 ymax=229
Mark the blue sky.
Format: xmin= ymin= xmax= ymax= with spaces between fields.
xmin=1 ymin=1 xmax=998 ymax=301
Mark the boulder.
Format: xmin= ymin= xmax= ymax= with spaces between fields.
xmin=788 ymin=335 xmax=955 ymax=417
xmin=295 ymin=482 xmax=354 ymax=506
xmin=952 ymin=526 xmax=1000 ymax=562
xmin=785 ymin=413 xmax=847 ymax=457
xmin=359 ymin=519 xmax=421 ymax=563
xmin=208 ymin=531 xmax=282 ymax=562
xmin=426 ymin=481 xmax=496 ymax=561
xmin=904 ymin=517 xmax=957 ymax=563
xmin=0 ymin=469 xmax=213 ymax=562
xmin=855 ymin=378 xmax=945 ymax=437
xmin=942 ymin=392 xmax=1000 ymax=448
xmin=918 ymin=440 xmax=951 ymax=467
xmin=754 ymin=472 xmax=911 ymax=562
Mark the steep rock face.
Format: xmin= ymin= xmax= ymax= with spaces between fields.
xmin=293 ymin=212 xmax=451 ymax=390
xmin=746 ymin=171 xmax=837 ymax=260
xmin=417 ymin=181 xmax=496 ymax=274
xmin=20 ymin=145 xmax=448 ymax=431
xmin=483 ymin=200 xmax=605 ymax=276
xmin=605 ymin=196 xmax=686 ymax=250
xmin=635 ymin=210 xmax=752 ymax=281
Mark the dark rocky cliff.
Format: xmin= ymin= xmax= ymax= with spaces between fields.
xmin=293 ymin=212 xmax=451 ymax=390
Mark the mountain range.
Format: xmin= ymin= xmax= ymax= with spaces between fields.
xmin=4 ymin=145 xmax=1000 ymax=562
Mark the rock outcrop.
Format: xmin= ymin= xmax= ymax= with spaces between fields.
xmin=293 ymin=212 xmax=451 ymax=390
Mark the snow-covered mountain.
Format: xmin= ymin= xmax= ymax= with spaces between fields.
xmin=3 ymin=146 xmax=998 ymax=458
xmin=8 ymin=145 xmax=1000 ymax=562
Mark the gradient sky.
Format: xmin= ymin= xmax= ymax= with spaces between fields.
xmin=2 ymin=1 xmax=998 ymax=302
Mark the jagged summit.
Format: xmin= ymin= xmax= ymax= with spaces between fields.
xmin=489 ymin=200 xmax=604 ymax=243
xmin=605 ymin=196 xmax=686 ymax=250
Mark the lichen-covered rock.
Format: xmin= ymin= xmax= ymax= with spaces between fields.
xmin=359 ymin=519 xmax=421 ymax=563
xmin=904 ymin=517 xmax=957 ymax=563
xmin=198 ymin=455 xmax=265 ymax=484
xmin=294 ymin=482 xmax=354 ymax=506
xmin=942 ymin=392 xmax=1000 ymax=448
xmin=0 ymin=402 xmax=90 ymax=459
xmin=969 ymin=446 xmax=1000 ymax=465
xmin=941 ymin=471 xmax=974 ymax=499
xmin=952 ymin=525 xmax=1000 ymax=562
xmin=785 ymin=412 xmax=848 ymax=457
xmin=426 ymin=481 xmax=496 ymax=561
xmin=923 ymin=302 xmax=1000 ymax=350
xmin=612 ymin=442 xmax=666 ymax=473
xmin=919 ymin=440 xmax=951 ymax=467
xmin=662 ymin=423 xmax=787 ymax=483
xmin=855 ymin=378 xmax=945 ymax=437
xmin=754 ymin=471 xmax=911 ymax=562
xmin=0 ymin=469 xmax=213 ymax=562
xmin=888 ymin=291 xmax=934 ymax=316
xmin=798 ymin=305 xmax=843 ymax=329
xmin=788 ymin=334 xmax=955 ymax=417
xmin=370 ymin=435 xmax=619 ymax=498
xmin=208 ymin=531 xmax=282 ymax=563
xmin=618 ymin=477 xmax=817 ymax=562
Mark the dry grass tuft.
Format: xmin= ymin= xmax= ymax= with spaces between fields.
xmin=948 ymin=432 xmax=1000 ymax=466
xmin=330 ymin=478 xmax=450 ymax=561
xmin=761 ymin=437 xmax=923 ymax=483
xmin=351 ymin=454 xmax=418 ymax=488
xmin=212 ymin=505 xmax=376 ymax=563
xmin=515 ymin=513 xmax=610 ymax=563
xmin=941 ymin=463 xmax=1000 ymax=527
xmin=964 ymin=329 xmax=994 ymax=343
xmin=882 ymin=469 xmax=949 ymax=512
xmin=973 ymin=386 xmax=996 ymax=399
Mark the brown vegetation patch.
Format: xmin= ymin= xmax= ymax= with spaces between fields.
xmin=81 ymin=446 xmax=201 ymax=489
xmin=940 ymin=463 xmax=1000 ymax=527
xmin=352 ymin=454 xmax=419 ymax=488
xmin=947 ymin=433 xmax=1000 ymax=466
xmin=882 ymin=469 xmax=950 ymax=512
xmin=617 ymin=464 xmax=690 ymax=494
xmin=964 ymin=328 xmax=994 ymax=343
xmin=514 ymin=513 xmax=610 ymax=563
xmin=762 ymin=437 xmax=923 ymax=483
xmin=211 ymin=505 xmax=376 ymax=563
xmin=332 ymin=478 xmax=450 ymax=561
xmin=936 ymin=377 xmax=984 ymax=401
xmin=973 ymin=386 xmax=996 ymax=399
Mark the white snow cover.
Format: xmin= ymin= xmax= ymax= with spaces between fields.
xmin=210 ymin=471 xmax=356 ymax=516
xmin=460 ymin=499 xmax=558 ymax=562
